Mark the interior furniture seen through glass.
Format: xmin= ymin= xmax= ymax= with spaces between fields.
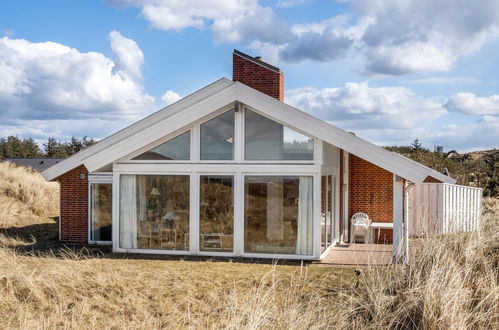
xmin=244 ymin=176 xmax=313 ymax=255
xmin=200 ymin=176 xmax=234 ymax=252
xmin=90 ymin=183 xmax=112 ymax=242
xmin=132 ymin=131 xmax=190 ymax=160
xmin=200 ymin=110 xmax=235 ymax=160
xmin=119 ymin=174 xmax=190 ymax=250
xmin=245 ymin=109 xmax=314 ymax=160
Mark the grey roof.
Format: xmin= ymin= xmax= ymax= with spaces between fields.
xmin=1 ymin=158 xmax=65 ymax=171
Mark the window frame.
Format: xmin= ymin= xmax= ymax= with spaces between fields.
xmin=242 ymin=106 xmax=316 ymax=164
xmin=120 ymin=103 xmax=317 ymax=165
xmin=88 ymin=173 xmax=113 ymax=245
xmin=112 ymin=166 xmax=320 ymax=259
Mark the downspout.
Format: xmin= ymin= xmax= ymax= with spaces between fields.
xmin=403 ymin=182 xmax=415 ymax=264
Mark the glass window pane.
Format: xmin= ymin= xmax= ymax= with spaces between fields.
xmin=200 ymin=110 xmax=235 ymax=160
xmin=200 ymin=176 xmax=233 ymax=252
xmin=90 ymin=183 xmax=112 ymax=241
xmin=244 ymin=176 xmax=313 ymax=255
xmin=119 ymin=175 xmax=190 ymax=250
xmin=245 ymin=110 xmax=314 ymax=160
xmin=132 ymin=131 xmax=190 ymax=160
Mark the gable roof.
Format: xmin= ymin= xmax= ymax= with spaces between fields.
xmin=42 ymin=78 xmax=455 ymax=184
xmin=2 ymin=158 xmax=65 ymax=171
xmin=41 ymin=78 xmax=233 ymax=181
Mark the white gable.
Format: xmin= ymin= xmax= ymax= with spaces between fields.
xmin=43 ymin=78 xmax=455 ymax=184
xmin=41 ymin=78 xmax=233 ymax=181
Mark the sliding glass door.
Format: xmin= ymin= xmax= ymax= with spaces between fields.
xmin=244 ymin=176 xmax=314 ymax=256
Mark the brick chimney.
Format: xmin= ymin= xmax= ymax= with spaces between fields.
xmin=233 ymin=50 xmax=284 ymax=101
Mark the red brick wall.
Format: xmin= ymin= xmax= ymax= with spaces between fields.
xmin=233 ymin=53 xmax=284 ymax=101
xmin=348 ymin=155 xmax=393 ymax=243
xmin=57 ymin=165 xmax=88 ymax=243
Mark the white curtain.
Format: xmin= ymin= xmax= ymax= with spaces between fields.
xmin=296 ymin=176 xmax=313 ymax=255
xmin=120 ymin=175 xmax=137 ymax=249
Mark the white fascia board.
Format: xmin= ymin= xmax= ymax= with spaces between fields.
xmin=41 ymin=78 xmax=234 ymax=181
xmin=232 ymin=82 xmax=453 ymax=184
xmin=83 ymin=82 xmax=239 ymax=172
xmin=390 ymin=152 xmax=456 ymax=184
xmin=75 ymin=78 xmax=453 ymax=184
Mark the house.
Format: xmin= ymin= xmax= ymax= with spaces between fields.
xmin=42 ymin=50 xmax=455 ymax=260
xmin=2 ymin=158 xmax=65 ymax=171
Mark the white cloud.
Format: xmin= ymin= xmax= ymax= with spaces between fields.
xmin=276 ymin=0 xmax=310 ymax=8
xmin=286 ymin=82 xmax=499 ymax=150
xmin=354 ymin=0 xmax=499 ymax=75
xmin=428 ymin=116 xmax=499 ymax=151
xmin=161 ymin=90 xmax=182 ymax=106
xmin=212 ymin=6 xmax=292 ymax=44
xmin=444 ymin=93 xmax=499 ymax=116
xmin=286 ymin=82 xmax=445 ymax=130
xmin=408 ymin=77 xmax=478 ymax=85
xmin=0 ymin=35 xmax=154 ymax=141
xmin=106 ymin=0 xmax=499 ymax=75
xmin=107 ymin=0 xmax=292 ymax=44
xmin=109 ymin=30 xmax=144 ymax=79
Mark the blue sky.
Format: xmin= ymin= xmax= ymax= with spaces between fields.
xmin=1 ymin=0 xmax=499 ymax=151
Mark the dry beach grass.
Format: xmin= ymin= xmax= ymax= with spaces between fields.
xmin=0 ymin=162 xmax=498 ymax=329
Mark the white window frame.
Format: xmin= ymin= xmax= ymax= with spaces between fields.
xmin=118 ymin=103 xmax=317 ymax=166
xmin=242 ymin=106 xmax=316 ymax=165
xmin=197 ymin=172 xmax=236 ymax=257
xmin=88 ymin=173 xmax=113 ymax=245
xmin=111 ymin=164 xmax=321 ymax=259
xmin=240 ymin=172 xmax=319 ymax=260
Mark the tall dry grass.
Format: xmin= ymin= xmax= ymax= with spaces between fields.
xmin=0 ymin=163 xmax=497 ymax=329
xmin=0 ymin=161 xmax=59 ymax=227
xmin=0 ymin=210 xmax=497 ymax=329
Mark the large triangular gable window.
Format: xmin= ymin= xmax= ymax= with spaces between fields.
xmin=132 ymin=131 xmax=191 ymax=160
xmin=245 ymin=109 xmax=313 ymax=160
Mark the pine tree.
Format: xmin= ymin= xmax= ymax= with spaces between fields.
xmin=44 ymin=137 xmax=68 ymax=158
xmin=411 ymin=138 xmax=423 ymax=153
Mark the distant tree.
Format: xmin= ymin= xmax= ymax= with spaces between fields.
xmin=411 ymin=138 xmax=423 ymax=153
xmin=81 ymin=136 xmax=97 ymax=149
xmin=0 ymin=136 xmax=41 ymax=158
xmin=19 ymin=138 xmax=42 ymax=157
xmin=65 ymin=136 xmax=83 ymax=156
xmin=1 ymin=135 xmax=98 ymax=159
xmin=44 ymin=137 xmax=69 ymax=158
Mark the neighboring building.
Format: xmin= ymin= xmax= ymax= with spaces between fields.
xmin=42 ymin=50 xmax=454 ymax=260
xmin=2 ymin=158 xmax=65 ymax=171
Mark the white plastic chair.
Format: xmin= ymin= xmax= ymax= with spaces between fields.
xmin=350 ymin=212 xmax=372 ymax=243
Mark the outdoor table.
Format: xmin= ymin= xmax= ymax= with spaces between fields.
xmin=370 ymin=222 xmax=393 ymax=242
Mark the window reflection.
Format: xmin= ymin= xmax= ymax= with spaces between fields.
xmin=245 ymin=110 xmax=314 ymax=160
xmin=90 ymin=183 xmax=112 ymax=242
xmin=200 ymin=176 xmax=234 ymax=252
xmin=200 ymin=110 xmax=235 ymax=160
xmin=244 ymin=176 xmax=313 ymax=255
xmin=132 ymin=131 xmax=190 ymax=160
